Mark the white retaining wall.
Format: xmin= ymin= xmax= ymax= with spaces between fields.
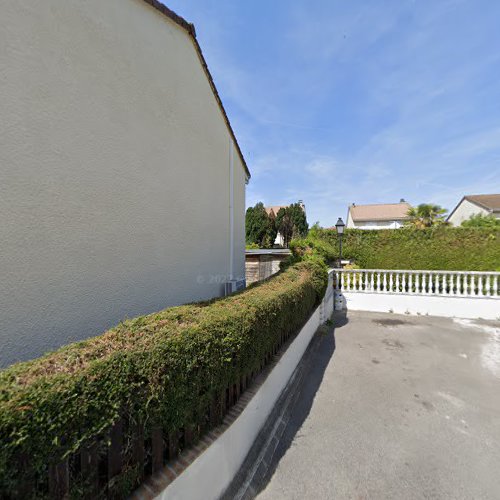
xmin=334 ymin=268 xmax=500 ymax=320
xmin=155 ymin=272 xmax=334 ymax=500
xmin=343 ymin=292 xmax=500 ymax=320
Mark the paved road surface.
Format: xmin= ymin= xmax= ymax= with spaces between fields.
xmin=233 ymin=311 xmax=500 ymax=500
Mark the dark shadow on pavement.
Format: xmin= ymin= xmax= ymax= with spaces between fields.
xmin=251 ymin=324 xmax=337 ymax=496
xmin=223 ymin=311 xmax=348 ymax=499
xmin=332 ymin=308 xmax=348 ymax=328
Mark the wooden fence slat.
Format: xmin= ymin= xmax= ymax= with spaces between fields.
xmin=168 ymin=432 xmax=179 ymax=460
xmin=15 ymin=453 xmax=35 ymax=499
xmin=151 ymin=427 xmax=164 ymax=473
xmin=131 ymin=423 xmax=145 ymax=481
xmin=184 ymin=426 xmax=194 ymax=447
xmin=219 ymin=390 xmax=226 ymax=421
xmin=49 ymin=459 xmax=69 ymax=499
xmin=108 ymin=419 xmax=123 ymax=481
xmin=209 ymin=397 xmax=219 ymax=427
xmin=81 ymin=442 xmax=99 ymax=499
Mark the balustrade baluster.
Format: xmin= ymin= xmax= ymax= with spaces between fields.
xmin=383 ymin=273 xmax=387 ymax=292
xmin=449 ymin=274 xmax=455 ymax=296
xmin=395 ymin=272 xmax=400 ymax=293
xmin=389 ymin=273 xmax=393 ymax=292
xmin=422 ymin=273 xmax=426 ymax=294
xmin=415 ymin=273 xmax=420 ymax=294
xmin=493 ymin=275 xmax=498 ymax=296
xmin=470 ymin=275 xmax=476 ymax=296
xmin=408 ymin=273 xmax=413 ymax=294
xmin=377 ymin=272 xmax=381 ymax=291
xmin=402 ymin=273 xmax=407 ymax=293
xmin=434 ymin=273 xmax=440 ymax=295
xmin=485 ymin=275 xmax=491 ymax=296
xmin=478 ymin=274 xmax=484 ymax=296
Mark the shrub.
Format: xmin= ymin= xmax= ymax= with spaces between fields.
xmin=307 ymin=227 xmax=500 ymax=271
xmin=0 ymin=261 xmax=328 ymax=497
xmin=461 ymin=213 xmax=500 ymax=228
xmin=289 ymin=236 xmax=337 ymax=265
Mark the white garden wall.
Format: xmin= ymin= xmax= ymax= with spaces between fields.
xmin=343 ymin=292 xmax=499 ymax=320
xmin=335 ymin=269 xmax=500 ymax=320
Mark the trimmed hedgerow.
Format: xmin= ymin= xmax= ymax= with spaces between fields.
xmin=293 ymin=227 xmax=500 ymax=271
xmin=0 ymin=261 xmax=327 ymax=497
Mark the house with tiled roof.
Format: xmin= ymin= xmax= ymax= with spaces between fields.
xmin=447 ymin=194 xmax=500 ymax=226
xmin=346 ymin=200 xmax=412 ymax=229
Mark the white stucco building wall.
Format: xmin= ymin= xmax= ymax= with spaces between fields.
xmin=447 ymin=198 xmax=490 ymax=226
xmin=346 ymin=219 xmax=405 ymax=230
xmin=0 ymin=0 xmax=249 ymax=367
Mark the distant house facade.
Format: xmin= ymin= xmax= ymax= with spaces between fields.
xmin=0 ymin=1 xmax=250 ymax=367
xmin=346 ymin=200 xmax=411 ymax=229
xmin=447 ymin=194 xmax=500 ymax=226
xmin=265 ymin=201 xmax=306 ymax=246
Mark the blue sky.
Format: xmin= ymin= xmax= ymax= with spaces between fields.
xmin=166 ymin=0 xmax=500 ymax=227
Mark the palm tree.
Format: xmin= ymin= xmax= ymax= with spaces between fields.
xmin=405 ymin=204 xmax=448 ymax=228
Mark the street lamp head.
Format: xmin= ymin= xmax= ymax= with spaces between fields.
xmin=335 ymin=217 xmax=345 ymax=235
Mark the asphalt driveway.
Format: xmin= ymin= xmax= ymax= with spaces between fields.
xmin=232 ymin=310 xmax=500 ymax=500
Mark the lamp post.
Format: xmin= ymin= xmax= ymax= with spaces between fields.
xmin=335 ymin=217 xmax=345 ymax=268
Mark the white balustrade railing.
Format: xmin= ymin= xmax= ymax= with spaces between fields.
xmin=332 ymin=269 xmax=500 ymax=298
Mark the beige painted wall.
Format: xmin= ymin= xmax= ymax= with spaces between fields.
xmin=447 ymin=199 xmax=490 ymax=226
xmin=0 ymin=0 xmax=247 ymax=367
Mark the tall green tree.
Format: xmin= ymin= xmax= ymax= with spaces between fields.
xmin=276 ymin=202 xmax=308 ymax=247
xmin=289 ymin=202 xmax=309 ymax=238
xmin=245 ymin=202 xmax=277 ymax=247
xmin=276 ymin=207 xmax=294 ymax=248
xmin=405 ymin=204 xmax=448 ymax=228
xmin=461 ymin=213 xmax=500 ymax=228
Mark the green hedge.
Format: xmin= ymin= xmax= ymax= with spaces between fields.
xmin=0 ymin=261 xmax=327 ymax=497
xmin=315 ymin=227 xmax=500 ymax=271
